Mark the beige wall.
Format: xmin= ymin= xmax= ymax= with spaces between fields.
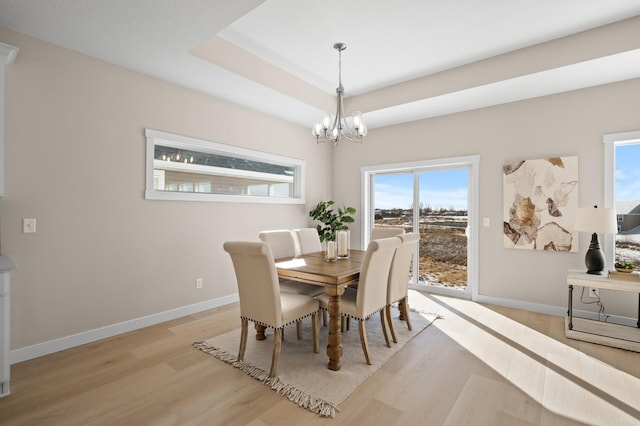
xmin=0 ymin=29 xmax=331 ymax=351
xmin=334 ymin=75 xmax=640 ymax=318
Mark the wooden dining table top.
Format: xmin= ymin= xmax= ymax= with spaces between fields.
xmin=275 ymin=249 xmax=366 ymax=287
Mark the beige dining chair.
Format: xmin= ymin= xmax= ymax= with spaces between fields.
xmin=317 ymin=236 xmax=401 ymax=365
xmin=258 ymin=230 xmax=325 ymax=295
xmin=290 ymin=227 xmax=330 ymax=326
xmin=371 ymin=227 xmax=405 ymax=240
xmin=223 ymin=241 xmax=320 ymax=378
xmin=346 ymin=227 xmax=405 ymax=294
xmin=293 ymin=228 xmax=322 ymax=255
xmin=258 ymin=230 xmax=297 ymax=259
xmin=386 ymin=233 xmax=420 ymax=343
xmin=258 ymin=230 xmax=325 ymax=337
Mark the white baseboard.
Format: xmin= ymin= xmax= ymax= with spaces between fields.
xmin=10 ymin=294 xmax=239 ymax=365
xmin=476 ymin=294 xmax=565 ymax=317
xmin=476 ymin=294 xmax=638 ymax=327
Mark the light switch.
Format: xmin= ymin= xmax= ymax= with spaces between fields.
xmin=23 ymin=218 xmax=36 ymax=233
xmin=483 ymin=217 xmax=490 ymax=227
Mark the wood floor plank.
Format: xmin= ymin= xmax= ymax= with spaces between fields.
xmin=443 ymin=373 xmax=504 ymax=425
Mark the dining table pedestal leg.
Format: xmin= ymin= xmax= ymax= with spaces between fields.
xmin=254 ymin=323 xmax=267 ymax=340
xmin=326 ymin=285 xmax=345 ymax=371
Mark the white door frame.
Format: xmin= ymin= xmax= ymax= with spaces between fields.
xmin=361 ymin=155 xmax=479 ymax=301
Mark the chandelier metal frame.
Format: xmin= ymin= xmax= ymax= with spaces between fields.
xmin=312 ymin=43 xmax=367 ymax=145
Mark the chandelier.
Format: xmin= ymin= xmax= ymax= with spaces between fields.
xmin=312 ymin=43 xmax=367 ymax=145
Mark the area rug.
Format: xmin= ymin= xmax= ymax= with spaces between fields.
xmin=194 ymin=308 xmax=438 ymax=418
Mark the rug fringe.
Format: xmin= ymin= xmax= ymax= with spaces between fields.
xmin=193 ymin=341 xmax=339 ymax=418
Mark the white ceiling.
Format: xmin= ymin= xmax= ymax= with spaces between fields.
xmin=1 ymin=0 xmax=640 ymax=130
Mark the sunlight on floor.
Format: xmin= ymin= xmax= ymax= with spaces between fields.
xmin=408 ymin=290 xmax=640 ymax=424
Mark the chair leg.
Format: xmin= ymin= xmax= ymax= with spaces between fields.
xmin=380 ymin=310 xmax=391 ymax=348
xmin=401 ymin=296 xmax=413 ymax=331
xmin=296 ymin=320 xmax=302 ymax=339
xmin=238 ymin=318 xmax=248 ymax=361
xmin=386 ymin=305 xmax=398 ymax=344
xmin=312 ymin=312 xmax=320 ymax=354
xmin=357 ymin=319 xmax=371 ymax=365
xmin=339 ymin=316 xmax=351 ymax=331
xmin=323 ymin=310 xmax=327 ymax=326
xmin=270 ymin=328 xmax=282 ymax=378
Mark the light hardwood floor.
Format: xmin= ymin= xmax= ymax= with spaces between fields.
xmin=2 ymin=291 xmax=640 ymax=425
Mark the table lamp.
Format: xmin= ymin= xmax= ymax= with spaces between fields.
xmin=574 ymin=205 xmax=618 ymax=275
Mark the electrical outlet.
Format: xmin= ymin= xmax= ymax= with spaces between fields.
xmin=589 ymin=287 xmax=599 ymax=298
xmin=195 ymin=278 xmax=203 ymax=290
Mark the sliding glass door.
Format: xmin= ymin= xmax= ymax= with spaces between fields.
xmin=363 ymin=156 xmax=478 ymax=299
xmin=417 ymin=168 xmax=468 ymax=294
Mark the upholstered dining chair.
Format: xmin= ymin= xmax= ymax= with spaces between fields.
xmin=290 ymin=228 xmax=329 ymax=326
xmin=223 ymin=241 xmax=320 ymax=378
xmin=257 ymin=230 xmax=297 ymax=259
xmin=386 ymin=233 xmax=420 ymax=343
xmin=258 ymin=230 xmax=325 ymax=297
xmin=317 ymin=236 xmax=401 ymax=365
xmin=371 ymin=227 xmax=405 ymax=240
xmin=258 ymin=230 xmax=325 ymax=337
xmin=293 ymin=228 xmax=322 ymax=255
xmin=345 ymin=227 xmax=405 ymax=294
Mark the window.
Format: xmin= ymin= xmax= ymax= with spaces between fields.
xmin=604 ymin=131 xmax=640 ymax=268
xmin=145 ymin=129 xmax=305 ymax=204
xmin=362 ymin=155 xmax=479 ymax=300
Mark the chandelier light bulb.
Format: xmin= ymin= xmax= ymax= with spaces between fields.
xmin=352 ymin=111 xmax=362 ymax=128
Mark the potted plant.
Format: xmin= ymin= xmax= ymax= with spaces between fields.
xmin=309 ymin=201 xmax=356 ymax=261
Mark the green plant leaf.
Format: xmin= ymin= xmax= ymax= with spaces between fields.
xmin=309 ymin=200 xmax=356 ymax=242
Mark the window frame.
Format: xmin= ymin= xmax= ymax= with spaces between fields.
xmin=145 ymin=129 xmax=305 ymax=204
xmin=604 ymin=130 xmax=640 ymax=264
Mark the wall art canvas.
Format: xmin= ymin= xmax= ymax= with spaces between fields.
xmin=503 ymin=156 xmax=578 ymax=251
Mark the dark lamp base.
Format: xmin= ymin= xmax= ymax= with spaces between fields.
xmin=584 ymin=233 xmax=606 ymax=275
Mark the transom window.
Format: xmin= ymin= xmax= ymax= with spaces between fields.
xmin=145 ymin=129 xmax=305 ymax=204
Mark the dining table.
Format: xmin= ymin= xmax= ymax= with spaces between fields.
xmin=271 ymin=249 xmax=367 ymax=371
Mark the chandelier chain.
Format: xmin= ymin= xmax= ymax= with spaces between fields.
xmin=338 ymin=47 xmax=342 ymax=89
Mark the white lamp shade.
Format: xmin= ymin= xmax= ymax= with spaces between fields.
xmin=574 ymin=207 xmax=617 ymax=234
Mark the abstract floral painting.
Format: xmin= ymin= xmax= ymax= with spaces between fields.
xmin=503 ymin=156 xmax=578 ymax=251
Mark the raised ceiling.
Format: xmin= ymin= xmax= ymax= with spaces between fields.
xmin=1 ymin=0 xmax=640 ymax=130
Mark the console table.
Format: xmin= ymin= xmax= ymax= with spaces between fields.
xmin=566 ymin=269 xmax=640 ymax=352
